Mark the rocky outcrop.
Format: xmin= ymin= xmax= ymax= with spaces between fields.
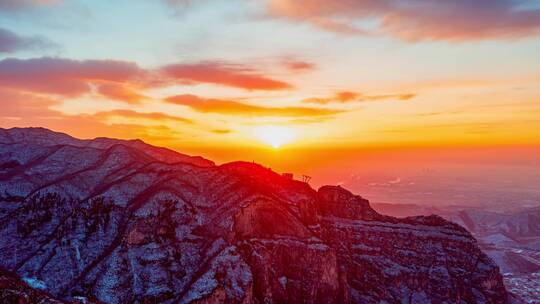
xmin=316 ymin=185 xmax=381 ymax=220
xmin=315 ymin=186 xmax=507 ymax=303
xmin=0 ymin=127 xmax=509 ymax=303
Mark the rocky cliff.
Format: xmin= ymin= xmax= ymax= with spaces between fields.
xmin=0 ymin=127 xmax=509 ymax=303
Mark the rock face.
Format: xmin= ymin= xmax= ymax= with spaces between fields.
xmin=0 ymin=127 xmax=509 ymax=303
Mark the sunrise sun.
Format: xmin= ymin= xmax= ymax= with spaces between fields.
xmin=255 ymin=126 xmax=295 ymax=148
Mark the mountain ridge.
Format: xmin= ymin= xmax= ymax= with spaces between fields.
xmin=0 ymin=127 xmax=214 ymax=168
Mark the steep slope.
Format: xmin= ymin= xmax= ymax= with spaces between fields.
xmin=0 ymin=128 xmax=509 ymax=303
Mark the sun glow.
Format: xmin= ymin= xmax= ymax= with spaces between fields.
xmin=255 ymin=126 xmax=296 ymax=148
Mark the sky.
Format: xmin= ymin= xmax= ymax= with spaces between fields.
xmin=1 ymin=0 xmax=540 ymax=206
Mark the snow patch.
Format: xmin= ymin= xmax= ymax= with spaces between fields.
xmin=278 ymin=276 xmax=288 ymax=289
xmin=22 ymin=277 xmax=47 ymax=290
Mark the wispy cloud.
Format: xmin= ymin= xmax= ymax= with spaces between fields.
xmin=0 ymin=0 xmax=61 ymax=11
xmin=211 ymin=129 xmax=232 ymax=134
xmin=282 ymin=59 xmax=316 ymax=72
xmin=0 ymin=28 xmax=58 ymax=53
xmin=96 ymin=83 xmax=148 ymax=104
xmin=93 ymin=109 xmax=193 ymax=124
xmin=266 ymin=0 xmax=540 ymax=41
xmin=165 ymin=94 xmax=341 ymax=117
xmin=302 ymin=91 xmax=415 ymax=104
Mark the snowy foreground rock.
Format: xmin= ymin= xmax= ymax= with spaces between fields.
xmin=0 ymin=127 xmax=509 ymax=303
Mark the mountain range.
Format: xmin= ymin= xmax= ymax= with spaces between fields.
xmin=0 ymin=127 xmax=510 ymax=303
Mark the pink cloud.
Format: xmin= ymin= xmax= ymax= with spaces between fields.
xmin=266 ymin=0 xmax=540 ymax=41
xmin=0 ymin=57 xmax=147 ymax=97
xmin=161 ymin=61 xmax=293 ymax=91
xmin=0 ymin=57 xmax=296 ymax=106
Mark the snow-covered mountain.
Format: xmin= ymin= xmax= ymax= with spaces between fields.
xmin=0 ymin=127 xmax=509 ymax=303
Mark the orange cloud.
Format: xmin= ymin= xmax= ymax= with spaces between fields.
xmin=211 ymin=129 xmax=232 ymax=134
xmin=165 ymin=94 xmax=341 ymax=117
xmin=362 ymin=93 xmax=416 ymax=102
xmin=266 ymin=0 xmax=540 ymax=41
xmin=335 ymin=91 xmax=360 ymax=102
xmin=161 ymin=61 xmax=293 ymax=91
xmin=283 ymin=59 xmax=315 ymax=72
xmin=93 ymin=109 xmax=193 ymax=124
xmin=96 ymin=83 xmax=147 ymax=104
xmin=0 ymin=89 xmax=60 ymax=119
xmin=303 ymin=91 xmax=415 ymax=104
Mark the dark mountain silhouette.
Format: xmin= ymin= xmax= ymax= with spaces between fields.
xmin=0 ymin=127 xmax=509 ymax=303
